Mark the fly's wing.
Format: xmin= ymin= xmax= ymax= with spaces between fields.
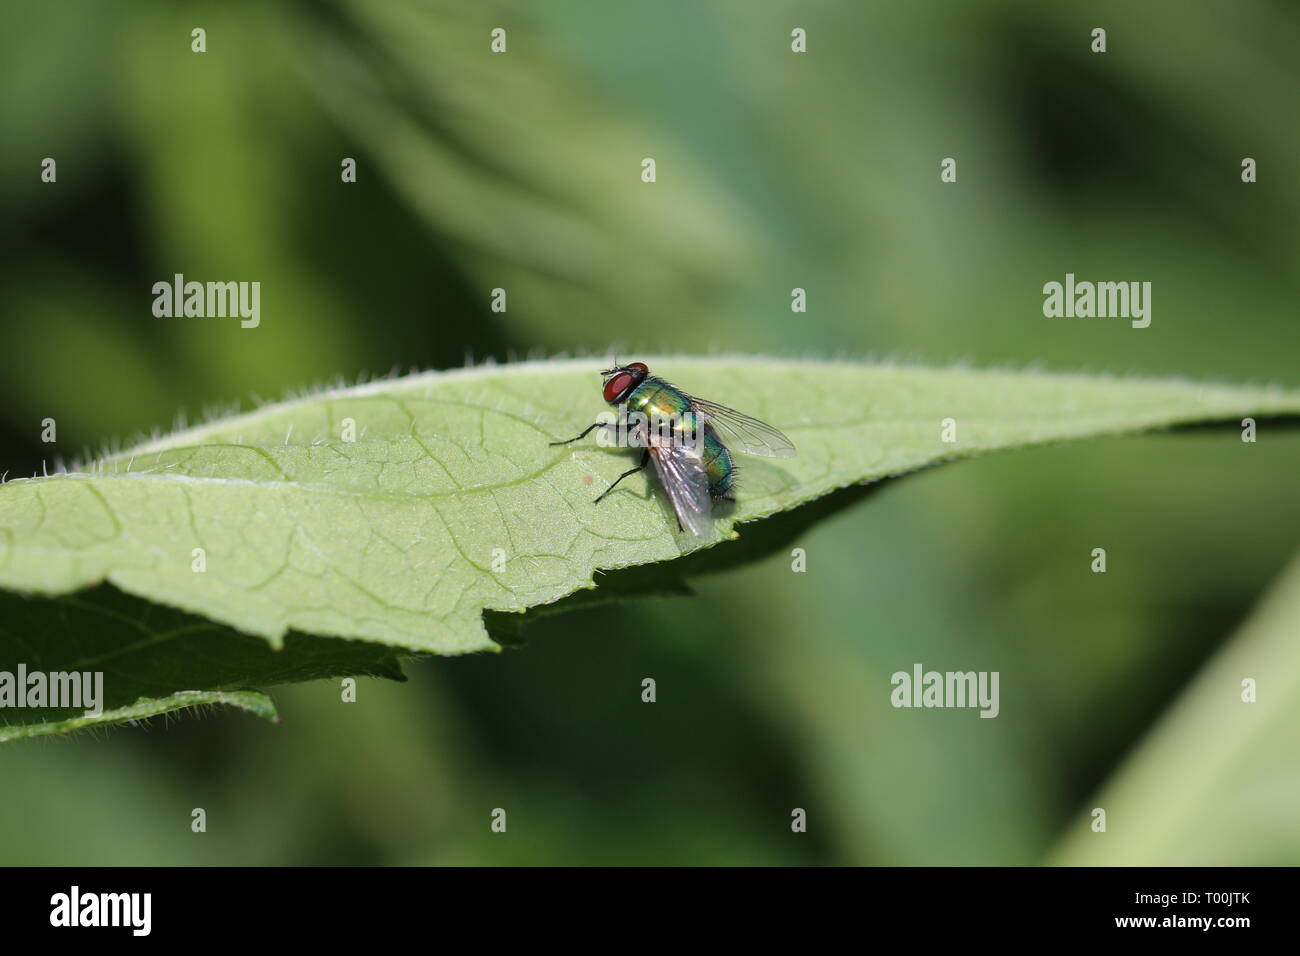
xmin=687 ymin=398 xmax=797 ymax=458
xmin=647 ymin=440 xmax=713 ymax=537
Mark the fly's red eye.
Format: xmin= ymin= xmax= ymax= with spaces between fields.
xmin=603 ymin=372 xmax=634 ymax=403
xmin=627 ymin=362 xmax=648 ymax=375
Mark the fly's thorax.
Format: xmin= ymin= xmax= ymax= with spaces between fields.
xmin=626 ymin=377 xmax=689 ymax=418
xmin=616 ymin=380 xmax=704 ymax=455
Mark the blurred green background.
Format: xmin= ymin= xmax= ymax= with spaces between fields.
xmin=1 ymin=0 xmax=1297 ymax=864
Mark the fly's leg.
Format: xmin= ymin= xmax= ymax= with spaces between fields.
xmin=549 ymin=421 xmax=612 ymax=446
xmin=594 ymin=450 xmax=650 ymax=504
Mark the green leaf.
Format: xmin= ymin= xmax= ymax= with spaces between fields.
xmin=0 ymin=584 xmax=406 ymax=740
xmin=1 ymin=357 xmax=1297 ymax=740
xmin=0 ymin=690 xmax=275 ymax=744
xmin=1049 ymin=551 xmax=1300 ymax=865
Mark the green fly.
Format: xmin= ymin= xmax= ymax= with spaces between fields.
xmin=550 ymin=361 xmax=796 ymax=536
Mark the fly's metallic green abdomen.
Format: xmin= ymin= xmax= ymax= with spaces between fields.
xmin=701 ymin=428 xmax=735 ymax=498
xmin=627 ymin=377 xmax=735 ymax=498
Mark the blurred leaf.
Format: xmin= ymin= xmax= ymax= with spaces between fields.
xmin=283 ymin=0 xmax=768 ymax=349
xmin=0 ymin=356 xmax=1297 ymax=740
xmin=1050 ymin=551 xmax=1300 ymax=865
